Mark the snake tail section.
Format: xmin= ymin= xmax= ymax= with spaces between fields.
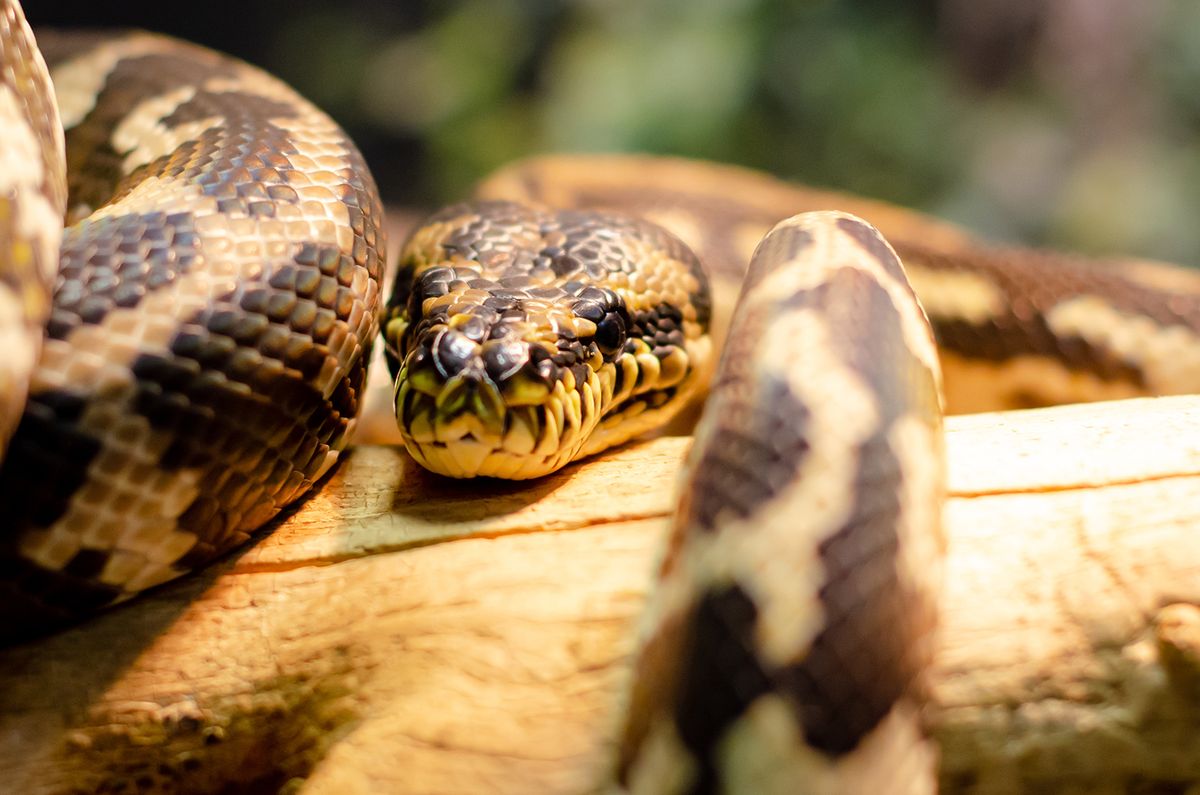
xmin=0 ymin=0 xmax=66 ymax=459
xmin=384 ymin=200 xmax=712 ymax=479
xmin=616 ymin=213 xmax=946 ymax=795
xmin=0 ymin=26 xmax=385 ymax=640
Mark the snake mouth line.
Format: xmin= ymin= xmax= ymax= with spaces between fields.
xmin=384 ymin=200 xmax=712 ymax=479
xmin=394 ymin=355 xmax=611 ymax=479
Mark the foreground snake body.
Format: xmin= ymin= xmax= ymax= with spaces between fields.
xmin=8 ymin=3 xmax=1200 ymax=792
xmin=0 ymin=5 xmax=384 ymax=637
xmin=382 ymin=190 xmax=947 ymax=790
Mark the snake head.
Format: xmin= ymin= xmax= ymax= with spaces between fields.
xmin=384 ymin=200 xmax=711 ymax=479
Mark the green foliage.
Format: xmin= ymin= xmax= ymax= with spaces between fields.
xmin=263 ymin=0 xmax=1200 ymax=263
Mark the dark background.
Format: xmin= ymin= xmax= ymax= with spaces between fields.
xmin=27 ymin=0 xmax=1200 ymax=264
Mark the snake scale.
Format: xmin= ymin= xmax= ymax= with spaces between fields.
xmin=7 ymin=1 xmax=1200 ymax=791
xmin=0 ymin=5 xmax=385 ymax=637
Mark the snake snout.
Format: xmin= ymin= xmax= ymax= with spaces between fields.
xmin=393 ymin=314 xmax=607 ymax=479
xmin=385 ymin=200 xmax=715 ymax=479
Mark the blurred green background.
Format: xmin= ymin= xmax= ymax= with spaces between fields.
xmin=29 ymin=0 xmax=1200 ymax=263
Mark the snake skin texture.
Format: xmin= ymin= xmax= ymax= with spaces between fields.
xmin=616 ymin=213 xmax=943 ymax=794
xmin=0 ymin=0 xmax=65 ymax=459
xmin=393 ymin=155 xmax=1200 ymax=791
xmin=11 ymin=5 xmax=1200 ymax=789
xmin=390 ymin=202 xmax=945 ymax=791
xmin=479 ymin=154 xmax=1200 ymax=415
xmin=383 ymin=200 xmax=711 ymax=478
xmin=0 ymin=20 xmax=384 ymax=639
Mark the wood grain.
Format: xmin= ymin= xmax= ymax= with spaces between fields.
xmin=5 ymin=396 xmax=1200 ymax=794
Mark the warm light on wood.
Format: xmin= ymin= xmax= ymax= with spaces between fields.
xmin=3 ymin=396 xmax=1200 ymax=793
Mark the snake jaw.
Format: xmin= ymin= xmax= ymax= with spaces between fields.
xmin=385 ymin=200 xmax=713 ymax=479
xmin=393 ymin=313 xmax=613 ymax=479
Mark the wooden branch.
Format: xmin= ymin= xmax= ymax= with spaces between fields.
xmin=4 ymin=396 xmax=1200 ymax=794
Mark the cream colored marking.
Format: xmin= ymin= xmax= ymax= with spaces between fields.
xmin=0 ymin=288 xmax=36 ymax=390
xmin=1119 ymin=258 xmax=1200 ymax=295
xmin=111 ymin=85 xmax=215 ymax=174
xmin=719 ymin=696 xmax=936 ymax=795
xmin=904 ymin=262 xmax=1004 ymax=326
xmin=50 ymin=35 xmax=179 ymax=129
xmin=122 ymin=560 xmax=185 ymax=594
xmin=89 ymin=173 xmax=217 ymax=221
xmin=711 ymin=307 xmax=881 ymax=666
xmin=622 ymin=715 xmax=697 ymax=795
xmin=0 ymin=85 xmax=63 ymax=278
xmin=98 ymin=550 xmax=147 ymax=588
xmin=202 ymin=73 xmax=300 ymax=103
xmin=753 ymin=213 xmax=940 ymax=377
xmin=1048 ymin=295 xmax=1200 ymax=395
xmin=939 ymin=349 xmax=1144 ymax=414
xmin=17 ymin=526 xmax=80 ymax=570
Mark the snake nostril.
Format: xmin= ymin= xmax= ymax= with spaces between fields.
xmin=455 ymin=314 xmax=487 ymax=342
xmin=432 ymin=329 xmax=479 ymax=378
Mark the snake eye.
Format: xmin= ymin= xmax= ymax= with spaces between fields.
xmin=595 ymin=313 xmax=626 ymax=359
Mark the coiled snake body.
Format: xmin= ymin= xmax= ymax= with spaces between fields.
xmin=7 ymin=3 xmax=1200 ymax=792
xmin=0 ymin=4 xmax=384 ymax=638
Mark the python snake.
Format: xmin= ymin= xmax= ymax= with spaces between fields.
xmin=0 ymin=3 xmax=384 ymax=639
xmin=384 ymin=154 xmax=1200 ymax=791
xmin=6 ymin=2 xmax=1200 ymax=792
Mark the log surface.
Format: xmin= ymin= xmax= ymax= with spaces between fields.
xmin=4 ymin=397 xmax=1200 ymax=794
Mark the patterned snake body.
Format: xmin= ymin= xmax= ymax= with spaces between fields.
xmin=8 ymin=3 xmax=1200 ymax=791
xmin=0 ymin=1 xmax=64 ymax=461
xmin=614 ymin=214 xmax=944 ymax=793
xmin=0 ymin=7 xmax=384 ymax=638
xmin=387 ymin=157 xmax=1200 ymax=791
xmin=384 ymin=198 xmax=945 ymax=790
xmin=480 ymin=154 xmax=1200 ymax=415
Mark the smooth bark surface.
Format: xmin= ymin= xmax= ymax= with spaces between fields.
xmin=4 ymin=397 xmax=1200 ymax=794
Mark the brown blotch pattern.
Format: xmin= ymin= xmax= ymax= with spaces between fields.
xmin=0 ymin=30 xmax=384 ymax=638
xmin=386 ymin=200 xmax=709 ymax=478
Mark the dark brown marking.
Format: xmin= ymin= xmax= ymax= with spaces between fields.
xmin=895 ymin=240 xmax=1200 ymax=388
xmin=794 ymin=267 xmax=940 ymax=425
xmin=0 ymin=33 xmax=386 ymax=639
xmin=671 ymin=585 xmax=770 ymax=795
xmin=836 ymin=216 xmax=916 ymax=300
xmin=780 ymin=427 xmax=934 ymax=755
xmin=679 ymin=375 xmax=811 ymax=533
xmin=44 ymin=44 xmax=240 ymax=210
xmin=743 ymin=223 xmax=812 ymax=294
xmin=0 ymin=389 xmax=99 ymax=532
xmin=0 ymin=554 xmax=123 ymax=641
xmin=49 ymin=208 xmax=203 ymax=339
xmin=0 ymin=388 xmax=116 ymax=634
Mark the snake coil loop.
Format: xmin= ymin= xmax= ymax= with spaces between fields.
xmin=9 ymin=3 xmax=1200 ymax=790
xmin=0 ymin=3 xmax=385 ymax=638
